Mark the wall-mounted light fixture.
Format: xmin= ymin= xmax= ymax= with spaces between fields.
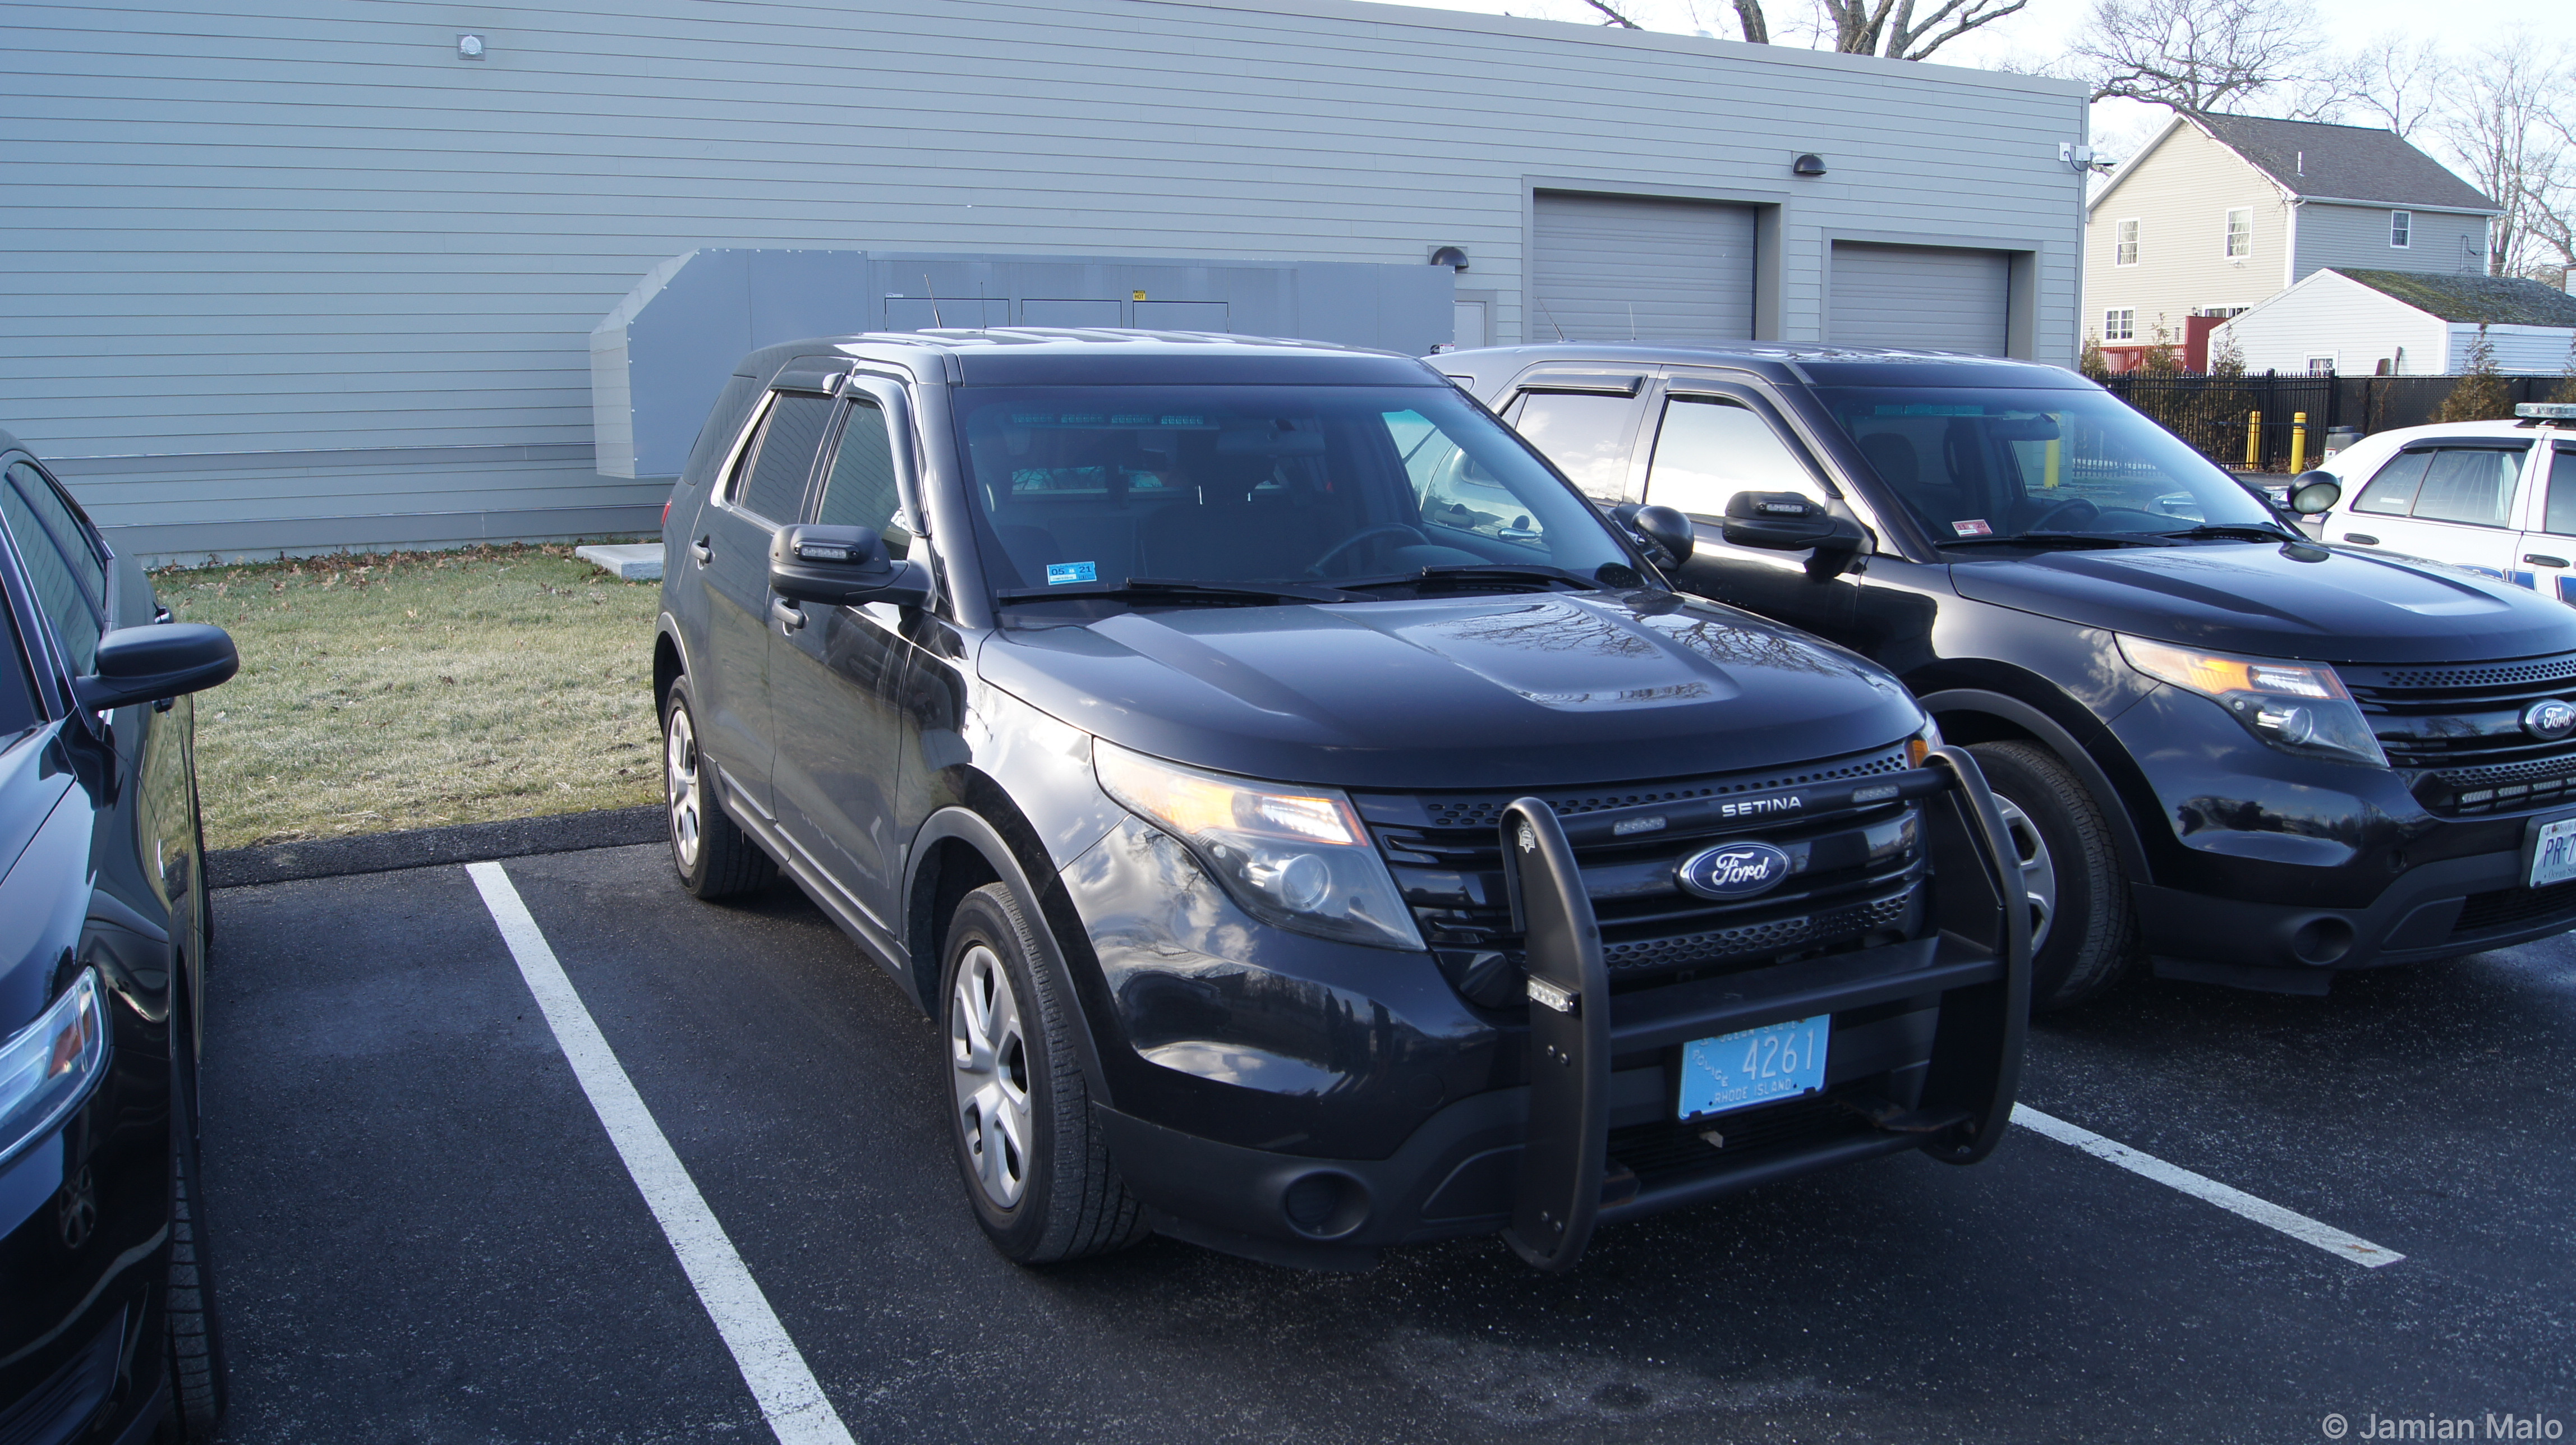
xmin=1428 ymin=245 xmax=1470 ymax=271
xmin=1791 ymin=154 xmax=1827 ymax=177
xmin=457 ymin=34 xmax=487 ymax=60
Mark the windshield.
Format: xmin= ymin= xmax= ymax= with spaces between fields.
xmin=954 ymin=385 xmax=1639 ymax=604
xmin=1813 ymin=386 xmax=2280 ymax=545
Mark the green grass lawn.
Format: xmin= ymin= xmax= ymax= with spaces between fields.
xmin=157 ymin=544 xmax=663 ymax=850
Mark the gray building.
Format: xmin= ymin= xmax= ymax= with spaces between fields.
xmin=1 ymin=0 xmax=2089 ymax=561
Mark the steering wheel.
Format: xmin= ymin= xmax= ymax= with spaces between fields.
xmin=1307 ymin=524 xmax=1427 ymax=577
xmin=2024 ymin=496 xmax=2101 ymax=533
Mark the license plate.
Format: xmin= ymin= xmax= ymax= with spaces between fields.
xmin=2533 ymin=816 xmax=2576 ymax=887
xmin=1676 ymin=1015 xmax=1829 ymax=1120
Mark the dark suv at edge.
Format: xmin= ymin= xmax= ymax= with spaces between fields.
xmin=655 ymin=330 xmax=2026 ymax=1269
xmin=1442 ymin=342 xmax=2576 ymax=1007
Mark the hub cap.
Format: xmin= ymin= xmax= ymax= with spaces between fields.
xmin=950 ymin=945 xmax=1032 ymax=1209
xmin=1991 ymin=793 xmax=2057 ymax=952
xmin=665 ymin=703 xmax=703 ymax=872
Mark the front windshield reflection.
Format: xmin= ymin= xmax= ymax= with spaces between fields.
xmin=1813 ymin=386 xmax=2279 ymax=544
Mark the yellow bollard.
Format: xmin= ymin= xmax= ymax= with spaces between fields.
xmin=2044 ymin=436 xmax=2062 ymax=489
xmin=2246 ymin=411 xmax=2262 ymax=468
xmin=2291 ymin=411 xmax=2307 ymax=474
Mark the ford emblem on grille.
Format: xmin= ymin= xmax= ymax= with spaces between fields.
xmin=1676 ymin=841 xmax=1793 ymax=900
xmin=2524 ymin=699 xmax=2576 ymax=742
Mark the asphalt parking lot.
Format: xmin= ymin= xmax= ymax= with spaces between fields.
xmin=198 ymin=843 xmax=2573 ymax=1444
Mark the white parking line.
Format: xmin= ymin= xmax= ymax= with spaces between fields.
xmin=467 ymin=862 xmax=858 ymax=1445
xmin=2012 ymin=1104 xmax=2404 ymax=1269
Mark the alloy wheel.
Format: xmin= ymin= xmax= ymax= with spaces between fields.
xmin=950 ymin=945 xmax=1033 ymax=1210
xmin=665 ymin=703 xmax=703 ymax=872
xmin=1991 ymin=793 xmax=2057 ymax=952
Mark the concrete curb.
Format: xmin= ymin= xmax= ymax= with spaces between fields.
xmin=208 ymin=806 xmax=665 ymax=889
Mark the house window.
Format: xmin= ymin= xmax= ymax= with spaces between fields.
xmin=2115 ymin=219 xmax=2140 ymax=266
xmin=2306 ymin=356 xmax=2336 ymax=376
xmin=2390 ymin=210 xmax=2412 ymax=248
xmin=2104 ymin=309 xmax=2136 ymax=341
xmin=2225 ymin=208 xmax=2252 ymax=259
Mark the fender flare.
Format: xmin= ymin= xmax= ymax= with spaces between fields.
xmin=652 ymin=612 xmax=692 ymax=711
xmin=1917 ymin=688 xmax=2154 ymax=882
xmin=903 ymin=803 xmax=1115 ymax=1107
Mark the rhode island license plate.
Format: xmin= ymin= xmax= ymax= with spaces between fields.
xmin=2532 ymin=815 xmax=2576 ymax=887
xmin=1676 ymin=1015 xmax=1829 ymax=1120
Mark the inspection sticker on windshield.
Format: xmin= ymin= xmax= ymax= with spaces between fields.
xmin=1045 ymin=562 xmax=1098 ymax=586
xmin=2531 ymin=815 xmax=2576 ymax=887
xmin=1677 ymin=1015 xmax=1829 ymax=1120
xmin=1952 ymin=519 xmax=1993 ymax=537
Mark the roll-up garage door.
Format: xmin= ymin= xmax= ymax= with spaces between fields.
xmin=1533 ymin=193 xmax=1756 ymax=343
xmin=1828 ymin=242 xmax=2011 ymax=355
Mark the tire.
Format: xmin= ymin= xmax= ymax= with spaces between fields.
xmin=165 ymin=987 xmax=226 ymax=1439
xmin=661 ymin=683 xmax=776 ymax=900
xmin=1966 ymin=740 xmax=2140 ymax=1013
xmin=940 ymin=883 xmax=1147 ymax=1264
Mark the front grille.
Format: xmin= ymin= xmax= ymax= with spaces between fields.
xmin=2453 ymin=877 xmax=2576 ymax=937
xmin=1356 ymin=745 xmax=1926 ymax=997
xmin=1606 ymin=1085 xmax=1875 ymax=1183
xmin=2343 ymin=654 xmax=2576 ymax=815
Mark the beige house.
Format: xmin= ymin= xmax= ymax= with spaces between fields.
xmin=2083 ymin=114 xmax=2496 ymax=371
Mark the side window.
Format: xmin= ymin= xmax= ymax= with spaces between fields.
xmin=814 ymin=398 xmax=909 ymax=555
xmin=1 ymin=461 xmax=107 ymax=674
xmin=683 ymin=373 xmax=764 ymax=485
xmin=2409 ymin=447 xmax=2524 ymax=528
xmin=2352 ymin=450 xmax=2430 ymax=516
xmin=1507 ymin=390 xmax=1639 ymax=500
xmin=729 ymin=393 xmax=836 ymax=524
xmin=1644 ymin=396 xmax=1828 ymax=521
xmin=1391 ymin=408 xmax=1545 ymax=546
xmin=2545 ymin=447 xmax=2576 ymax=538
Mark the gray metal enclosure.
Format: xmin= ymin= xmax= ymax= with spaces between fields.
xmin=0 ymin=0 xmax=2089 ymax=560
xmin=592 ymin=250 xmax=1456 ymax=479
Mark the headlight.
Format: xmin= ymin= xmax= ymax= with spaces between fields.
xmin=0 ymin=969 xmax=107 ymax=1170
xmin=1095 ymin=742 xmax=1425 ymax=950
xmin=2118 ymin=636 xmax=2386 ymax=767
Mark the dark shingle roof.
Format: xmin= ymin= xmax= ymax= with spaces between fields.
xmin=2196 ymin=114 xmax=2495 ymax=211
xmin=2333 ymin=269 xmax=2576 ymax=326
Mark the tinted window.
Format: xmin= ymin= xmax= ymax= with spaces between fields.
xmin=0 ymin=593 xmax=40 ymax=743
xmin=2407 ymin=447 xmax=2522 ymax=527
xmin=684 ymin=372 xmax=764 ymax=485
xmin=2352 ymin=450 xmax=2431 ymax=516
xmin=1645 ymin=396 xmax=1827 ymax=518
xmin=732 ymin=393 xmax=835 ymax=523
xmin=815 ymin=398 xmax=908 ymax=554
xmin=1509 ymin=390 xmax=1639 ymax=499
xmin=1 ymin=461 xmax=106 ymax=674
xmin=2546 ymin=448 xmax=2576 ymax=537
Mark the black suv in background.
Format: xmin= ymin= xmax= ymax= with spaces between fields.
xmin=655 ymin=330 xmax=2027 ymax=1271
xmin=1443 ymin=343 xmax=2576 ymax=1007
xmin=0 ymin=431 xmax=237 ymax=1443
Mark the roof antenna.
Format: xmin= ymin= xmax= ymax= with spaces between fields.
xmin=1535 ymin=290 xmax=1567 ymax=342
xmin=923 ymin=273 xmax=945 ymax=329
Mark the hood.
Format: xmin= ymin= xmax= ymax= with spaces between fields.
xmin=978 ymin=590 xmax=1923 ymax=790
xmin=1949 ymin=542 xmax=2576 ymax=665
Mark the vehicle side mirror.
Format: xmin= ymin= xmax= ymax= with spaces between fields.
xmin=1609 ymin=503 xmax=1695 ymax=567
xmin=1722 ymin=492 xmax=1867 ymax=555
xmin=769 ymin=524 xmax=932 ymax=609
xmin=75 ymin=623 xmax=238 ymax=712
xmin=2287 ymin=472 xmax=2342 ymax=515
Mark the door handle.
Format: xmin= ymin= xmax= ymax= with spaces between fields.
xmin=2343 ymin=533 xmax=2379 ymax=546
xmin=770 ymin=597 xmax=806 ymax=633
xmin=2527 ymin=554 xmax=2570 ymax=569
xmin=691 ymin=536 xmax=713 ymax=565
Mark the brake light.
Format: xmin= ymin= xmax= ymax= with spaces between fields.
xmin=661 ymin=499 xmax=671 ymax=530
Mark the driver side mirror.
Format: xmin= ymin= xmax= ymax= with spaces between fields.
xmin=75 ymin=623 xmax=239 ymax=712
xmin=2287 ymin=471 xmax=2342 ymax=515
xmin=769 ymin=524 xmax=932 ymax=609
xmin=1722 ymin=492 xmax=1867 ymax=556
xmin=1610 ymin=503 xmax=1695 ymax=568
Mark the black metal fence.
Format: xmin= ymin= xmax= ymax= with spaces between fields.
xmin=2096 ymin=372 xmax=2572 ymax=471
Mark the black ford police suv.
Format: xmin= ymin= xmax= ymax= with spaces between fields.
xmin=654 ymin=329 xmax=2027 ymax=1271
xmin=1443 ymin=343 xmax=2576 ymax=1009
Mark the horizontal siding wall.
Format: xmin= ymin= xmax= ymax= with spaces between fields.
xmin=2082 ymin=123 xmax=2285 ymax=343
xmin=0 ymin=0 xmax=2085 ymax=556
xmin=2296 ymin=203 xmax=2488 ymax=282
xmin=2216 ymin=274 xmax=2446 ymax=375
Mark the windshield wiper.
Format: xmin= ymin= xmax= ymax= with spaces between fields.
xmin=1936 ymin=532 xmax=2173 ymax=550
xmin=993 ymin=577 xmax=1363 ymax=607
xmin=2159 ymin=523 xmax=2304 ymax=544
xmin=1340 ymin=563 xmax=1602 ymax=593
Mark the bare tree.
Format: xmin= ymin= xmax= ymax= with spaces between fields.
xmin=2432 ymin=40 xmax=2570 ymax=277
xmin=2069 ymin=0 xmax=2323 ymax=114
xmin=1580 ymin=0 xmax=1643 ymax=27
xmin=2316 ymin=34 xmax=2446 ymax=139
xmin=1721 ymin=1 xmax=2026 ymax=60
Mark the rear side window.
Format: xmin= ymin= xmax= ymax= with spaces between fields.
xmin=815 ymin=398 xmax=908 ymax=554
xmin=729 ymin=393 xmax=836 ymax=523
xmin=1508 ymin=390 xmax=1640 ymax=500
xmin=1644 ymin=396 xmax=1828 ymax=519
xmin=683 ymin=373 xmax=763 ymax=486
xmin=1 ymin=461 xmax=107 ymax=674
